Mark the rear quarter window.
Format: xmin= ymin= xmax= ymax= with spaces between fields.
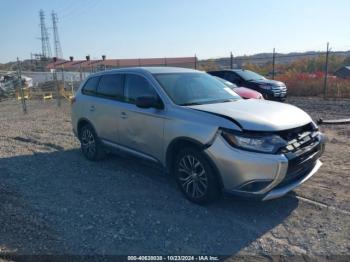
xmin=82 ymin=76 xmax=100 ymax=95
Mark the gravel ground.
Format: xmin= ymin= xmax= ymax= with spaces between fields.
xmin=0 ymin=97 xmax=349 ymax=258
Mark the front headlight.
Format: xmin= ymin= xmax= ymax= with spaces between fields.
xmin=221 ymin=129 xmax=287 ymax=154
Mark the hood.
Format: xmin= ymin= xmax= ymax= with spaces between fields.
xmin=250 ymin=78 xmax=285 ymax=87
xmin=233 ymin=87 xmax=263 ymax=99
xmin=187 ymin=99 xmax=312 ymax=131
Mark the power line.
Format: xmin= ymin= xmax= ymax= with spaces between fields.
xmin=58 ymin=1 xmax=86 ymax=18
xmin=59 ymin=0 xmax=101 ymax=20
xmin=55 ymin=0 xmax=80 ymax=15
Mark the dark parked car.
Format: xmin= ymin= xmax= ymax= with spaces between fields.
xmin=208 ymin=69 xmax=287 ymax=101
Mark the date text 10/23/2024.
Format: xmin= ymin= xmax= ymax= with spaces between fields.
xmin=127 ymin=256 xmax=220 ymax=261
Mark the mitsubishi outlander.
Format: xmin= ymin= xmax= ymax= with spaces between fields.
xmin=71 ymin=67 xmax=325 ymax=204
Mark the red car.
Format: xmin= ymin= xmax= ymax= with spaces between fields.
xmin=214 ymin=76 xmax=264 ymax=100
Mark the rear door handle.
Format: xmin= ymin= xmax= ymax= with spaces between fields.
xmin=90 ymin=105 xmax=95 ymax=112
xmin=121 ymin=112 xmax=128 ymax=119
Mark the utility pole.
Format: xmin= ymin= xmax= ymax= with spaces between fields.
xmin=39 ymin=10 xmax=52 ymax=58
xmin=272 ymin=48 xmax=276 ymax=80
xmin=61 ymin=65 xmax=65 ymax=93
xmin=71 ymin=76 xmax=74 ymax=95
xmin=79 ymin=63 xmax=83 ymax=82
xmin=230 ymin=52 xmax=233 ymax=69
xmin=194 ymin=54 xmax=197 ymax=69
xmin=102 ymin=55 xmax=106 ymax=70
xmin=53 ymin=57 xmax=61 ymax=107
xmin=51 ymin=11 xmax=63 ymax=59
xmin=323 ymin=42 xmax=330 ymax=100
xmin=86 ymin=55 xmax=92 ymax=73
xmin=16 ymin=58 xmax=27 ymax=114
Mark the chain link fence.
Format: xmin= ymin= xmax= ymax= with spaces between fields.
xmin=1 ymin=51 xmax=350 ymax=113
xmin=0 ymin=57 xmax=197 ymax=110
xmin=198 ymin=50 xmax=350 ymax=98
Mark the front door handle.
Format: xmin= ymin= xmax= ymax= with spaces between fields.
xmin=121 ymin=112 xmax=128 ymax=119
xmin=90 ymin=105 xmax=95 ymax=112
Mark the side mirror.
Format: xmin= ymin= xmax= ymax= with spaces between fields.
xmin=136 ymin=96 xmax=163 ymax=109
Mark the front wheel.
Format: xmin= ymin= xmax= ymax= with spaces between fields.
xmin=174 ymin=147 xmax=221 ymax=204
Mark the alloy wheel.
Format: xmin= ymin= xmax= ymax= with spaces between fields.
xmin=178 ymin=154 xmax=208 ymax=199
xmin=81 ymin=128 xmax=96 ymax=158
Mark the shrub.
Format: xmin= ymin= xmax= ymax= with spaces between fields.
xmin=276 ymin=72 xmax=350 ymax=98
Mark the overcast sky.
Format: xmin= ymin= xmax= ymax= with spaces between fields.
xmin=0 ymin=0 xmax=349 ymax=63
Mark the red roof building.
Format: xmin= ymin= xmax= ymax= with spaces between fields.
xmin=47 ymin=57 xmax=196 ymax=71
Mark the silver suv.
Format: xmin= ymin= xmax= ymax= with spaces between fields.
xmin=71 ymin=67 xmax=325 ymax=204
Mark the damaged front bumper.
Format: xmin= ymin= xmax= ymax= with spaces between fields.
xmin=262 ymin=159 xmax=322 ymax=200
xmin=205 ymin=131 xmax=325 ymax=201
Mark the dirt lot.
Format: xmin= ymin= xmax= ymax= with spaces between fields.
xmin=0 ymin=97 xmax=349 ymax=258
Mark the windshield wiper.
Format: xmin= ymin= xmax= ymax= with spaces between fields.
xmin=180 ymin=98 xmax=237 ymax=106
xmin=204 ymin=99 xmax=237 ymax=104
xmin=247 ymin=78 xmax=264 ymax=81
xmin=217 ymin=99 xmax=237 ymax=103
xmin=179 ymin=102 xmax=203 ymax=106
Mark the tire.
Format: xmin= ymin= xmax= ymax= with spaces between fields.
xmin=263 ymin=93 xmax=272 ymax=100
xmin=174 ymin=147 xmax=221 ymax=204
xmin=79 ymin=124 xmax=105 ymax=161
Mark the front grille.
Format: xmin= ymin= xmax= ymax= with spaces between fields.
xmin=272 ymin=86 xmax=287 ymax=96
xmin=278 ymin=143 xmax=321 ymax=188
xmin=277 ymin=159 xmax=317 ymax=188
xmin=278 ymin=123 xmax=319 ymax=154
xmin=276 ymin=123 xmax=324 ymax=188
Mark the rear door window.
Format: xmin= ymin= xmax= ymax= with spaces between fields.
xmin=82 ymin=76 xmax=100 ymax=95
xmin=97 ymin=74 xmax=124 ymax=100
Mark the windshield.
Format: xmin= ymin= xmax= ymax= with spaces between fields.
xmin=154 ymin=73 xmax=241 ymax=106
xmin=214 ymin=76 xmax=238 ymax=88
xmin=235 ymin=70 xmax=265 ymax=81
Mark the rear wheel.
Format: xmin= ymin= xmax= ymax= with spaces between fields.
xmin=174 ymin=147 xmax=220 ymax=204
xmin=79 ymin=124 xmax=105 ymax=161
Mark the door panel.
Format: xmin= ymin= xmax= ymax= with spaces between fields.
xmin=118 ymin=104 xmax=165 ymax=161
xmin=78 ymin=76 xmax=100 ymax=136
xmin=93 ymin=74 xmax=124 ymax=143
xmin=92 ymin=97 xmax=121 ymax=143
xmin=118 ymin=74 xmax=165 ymax=161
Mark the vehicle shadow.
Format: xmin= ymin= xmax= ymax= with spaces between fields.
xmin=0 ymin=149 xmax=299 ymax=255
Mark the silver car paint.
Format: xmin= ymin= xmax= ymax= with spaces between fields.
xmin=204 ymin=134 xmax=289 ymax=190
xmin=188 ymin=99 xmax=313 ymax=131
xmin=71 ymin=67 xmax=323 ymax=200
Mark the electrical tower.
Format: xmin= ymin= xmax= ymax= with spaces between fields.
xmin=51 ymin=11 xmax=63 ymax=59
xmin=39 ymin=9 xmax=52 ymax=59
